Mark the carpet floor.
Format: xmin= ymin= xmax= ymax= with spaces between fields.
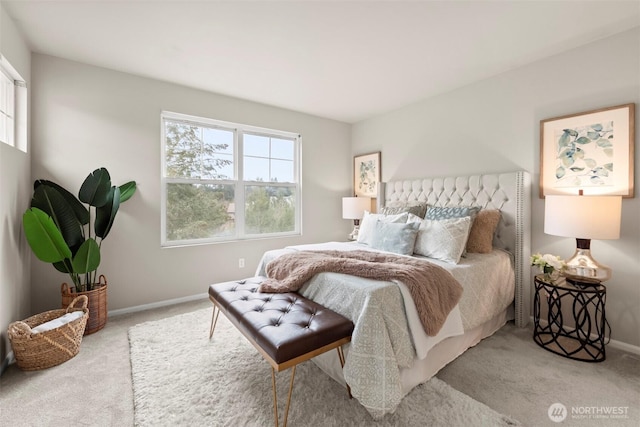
xmin=1 ymin=298 xmax=638 ymax=426
xmin=128 ymin=308 xmax=519 ymax=426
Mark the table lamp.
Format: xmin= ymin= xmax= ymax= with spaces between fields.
xmin=342 ymin=196 xmax=371 ymax=240
xmin=544 ymin=191 xmax=622 ymax=285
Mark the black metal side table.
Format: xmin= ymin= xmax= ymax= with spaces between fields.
xmin=533 ymin=274 xmax=608 ymax=362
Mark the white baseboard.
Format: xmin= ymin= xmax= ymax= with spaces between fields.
xmin=108 ymin=293 xmax=209 ymax=317
xmin=529 ymin=316 xmax=640 ymax=356
xmin=608 ymin=338 xmax=640 ymax=356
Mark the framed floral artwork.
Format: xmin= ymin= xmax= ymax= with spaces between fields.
xmin=354 ymin=152 xmax=381 ymax=197
xmin=539 ymin=103 xmax=635 ymax=198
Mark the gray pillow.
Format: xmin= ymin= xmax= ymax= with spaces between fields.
xmin=369 ymin=220 xmax=420 ymax=255
xmin=381 ymin=203 xmax=428 ymax=219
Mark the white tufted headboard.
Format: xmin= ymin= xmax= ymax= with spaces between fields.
xmin=377 ymin=171 xmax=532 ymax=327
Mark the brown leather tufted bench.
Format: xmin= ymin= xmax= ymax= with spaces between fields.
xmin=208 ymin=277 xmax=354 ymax=427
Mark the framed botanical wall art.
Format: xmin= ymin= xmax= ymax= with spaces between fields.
xmin=354 ymin=152 xmax=381 ymax=197
xmin=539 ymin=103 xmax=635 ymax=198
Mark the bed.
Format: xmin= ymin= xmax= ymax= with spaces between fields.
xmin=255 ymin=171 xmax=531 ymax=419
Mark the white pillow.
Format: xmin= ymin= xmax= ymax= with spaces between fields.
xmin=31 ymin=311 xmax=84 ymax=334
xmin=357 ymin=211 xmax=408 ymax=245
xmin=406 ymin=213 xmax=423 ymax=224
xmin=414 ymin=217 xmax=472 ymax=264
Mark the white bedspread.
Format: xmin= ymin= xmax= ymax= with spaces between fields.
xmin=421 ymin=250 xmax=515 ymax=330
xmin=255 ymin=242 xmax=514 ymax=419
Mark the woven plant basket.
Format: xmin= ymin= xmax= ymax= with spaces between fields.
xmin=8 ymin=296 xmax=89 ymax=371
xmin=61 ymin=275 xmax=108 ymax=335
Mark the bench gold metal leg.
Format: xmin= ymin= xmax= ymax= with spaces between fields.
xmin=336 ymin=346 xmax=352 ymax=399
xmin=209 ymin=306 xmax=220 ymax=339
xmin=271 ymin=368 xmax=279 ymax=427
xmin=271 ymin=365 xmax=297 ymax=427
xmin=283 ymin=365 xmax=296 ymax=427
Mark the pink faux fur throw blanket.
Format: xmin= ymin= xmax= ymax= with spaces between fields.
xmin=260 ymin=250 xmax=463 ymax=336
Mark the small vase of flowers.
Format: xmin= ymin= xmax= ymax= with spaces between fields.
xmin=531 ymin=253 xmax=566 ymax=282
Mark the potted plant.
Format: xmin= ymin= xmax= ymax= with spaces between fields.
xmin=531 ymin=253 xmax=566 ymax=282
xmin=22 ymin=167 xmax=136 ymax=334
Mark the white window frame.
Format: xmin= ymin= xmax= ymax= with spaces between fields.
xmin=160 ymin=111 xmax=302 ymax=247
xmin=0 ymin=54 xmax=27 ymax=152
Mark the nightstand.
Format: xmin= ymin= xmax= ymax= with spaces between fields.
xmin=533 ymin=274 xmax=609 ymax=362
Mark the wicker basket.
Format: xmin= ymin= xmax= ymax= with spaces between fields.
xmin=8 ymin=296 xmax=89 ymax=371
xmin=61 ymin=275 xmax=107 ymax=335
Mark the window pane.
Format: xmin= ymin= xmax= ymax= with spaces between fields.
xmin=271 ymin=138 xmax=294 ymax=160
xmin=206 ymin=153 xmax=233 ymax=180
xmin=166 ymin=183 xmax=235 ymax=241
xmin=271 ymin=159 xmax=293 ymax=182
xmin=244 ymin=185 xmax=296 ymax=234
xmin=0 ymin=71 xmax=13 ymax=145
xmin=203 ymin=127 xmax=233 ymax=154
xmin=161 ymin=112 xmax=299 ymax=246
xmin=0 ymin=74 xmax=7 ymax=113
xmin=244 ymin=134 xmax=269 ymax=157
xmin=244 ymin=156 xmax=269 ymax=181
xmin=164 ymin=120 xmax=234 ymax=179
xmin=0 ymin=113 xmax=6 ymax=144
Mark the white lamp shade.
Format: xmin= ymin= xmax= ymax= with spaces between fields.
xmin=342 ymin=197 xmax=371 ymax=220
xmin=544 ymin=195 xmax=622 ymax=240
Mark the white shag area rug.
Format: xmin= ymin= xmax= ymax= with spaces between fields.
xmin=129 ymin=308 xmax=520 ymax=426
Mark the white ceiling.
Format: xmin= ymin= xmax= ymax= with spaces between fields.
xmin=3 ymin=1 xmax=639 ymax=123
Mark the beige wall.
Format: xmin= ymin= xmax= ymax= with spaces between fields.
xmin=352 ymin=28 xmax=640 ymax=348
xmin=29 ymin=54 xmax=352 ymax=314
xmin=4 ymin=11 xmax=638 ymax=365
xmin=0 ymin=3 xmax=31 ymax=367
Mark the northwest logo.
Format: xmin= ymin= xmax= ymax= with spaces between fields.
xmin=548 ymin=403 xmax=568 ymax=423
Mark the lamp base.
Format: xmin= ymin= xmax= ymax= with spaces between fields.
xmin=563 ymin=239 xmax=611 ymax=284
xmin=565 ymin=276 xmax=602 ymax=288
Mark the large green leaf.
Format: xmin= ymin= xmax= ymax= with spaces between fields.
xmin=71 ymin=238 xmax=100 ymax=274
xmin=79 ymin=168 xmax=112 ymax=208
xmin=22 ymin=208 xmax=72 ymax=263
xmin=119 ymin=181 xmax=137 ymax=203
xmin=31 ymin=183 xmax=85 ymax=250
xmin=34 ymin=180 xmax=89 ymax=225
xmin=95 ymin=186 xmax=120 ymax=239
xmin=54 ymin=259 xmax=74 ymax=274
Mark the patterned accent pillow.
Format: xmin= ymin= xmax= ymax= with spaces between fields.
xmin=381 ymin=203 xmax=428 ymax=219
xmin=426 ymin=205 xmax=481 ymax=221
xmin=357 ymin=211 xmax=408 ymax=245
xmin=466 ymin=209 xmax=501 ymax=253
xmin=414 ymin=217 xmax=472 ymax=264
xmin=369 ymin=221 xmax=420 ymax=256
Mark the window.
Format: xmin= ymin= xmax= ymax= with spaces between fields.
xmin=161 ymin=111 xmax=301 ymax=246
xmin=0 ymin=54 xmax=27 ymax=152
